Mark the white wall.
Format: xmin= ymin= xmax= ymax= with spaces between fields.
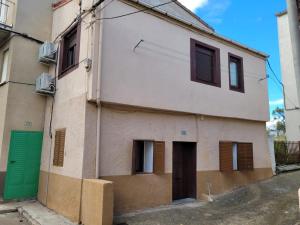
xmin=100 ymin=0 xmax=269 ymax=122
xmin=277 ymin=13 xmax=300 ymax=141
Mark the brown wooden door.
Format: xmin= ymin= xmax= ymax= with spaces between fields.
xmin=172 ymin=142 xmax=197 ymax=201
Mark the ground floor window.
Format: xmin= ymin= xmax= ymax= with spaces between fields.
xmin=219 ymin=141 xmax=254 ymax=172
xmin=132 ymin=140 xmax=165 ymax=175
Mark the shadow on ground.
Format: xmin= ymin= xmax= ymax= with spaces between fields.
xmin=115 ymin=171 xmax=300 ymax=225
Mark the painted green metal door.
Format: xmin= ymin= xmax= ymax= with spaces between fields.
xmin=4 ymin=131 xmax=43 ymax=200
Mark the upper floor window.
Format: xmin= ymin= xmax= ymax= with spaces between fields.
xmin=229 ymin=53 xmax=244 ymax=93
xmin=0 ymin=49 xmax=9 ymax=84
xmin=190 ymin=39 xmax=221 ymax=87
xmin=58 ymin=22 xmax=81 ymax=78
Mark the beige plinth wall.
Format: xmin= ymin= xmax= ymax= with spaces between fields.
xmin=38 ymin=171 xmax=82 ymax=222
xmin=38 ymin=172 xmax=114 ymax=225
xmin=81 ymin=179 xmax=113 ymax=225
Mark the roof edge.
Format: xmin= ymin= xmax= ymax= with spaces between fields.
xmin=173 ymin=1 xmax=215 ymax=32
xmin=276 ymin=10 xmax=287 ymax=17
xmin=124 ymin=0 xmax=269 ymax=58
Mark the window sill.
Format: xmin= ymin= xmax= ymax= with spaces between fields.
xmin=0 ymin=81 xmax=7 ymax=87
xmin=58 ymin=64 xmax=79 ymax=79
xmin=229 ymin=86 xmax=245 ymax=93
xmin=135 ymin=172 xmax=154 ymax=175
xmin=191 ymin=78 xmax=221 ymax=88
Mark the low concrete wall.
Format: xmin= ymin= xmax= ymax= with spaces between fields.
xmin=81 ymin=179 xmax=114 ymax=225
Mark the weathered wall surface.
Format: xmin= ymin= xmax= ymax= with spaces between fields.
xmin=277 ymin=13 xmax=300 ymax=141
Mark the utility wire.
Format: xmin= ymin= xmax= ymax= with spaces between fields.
xmin=94 ymin=0 xmax=177 ymax=20
xmin=54 ymin=0 xmax=106 ymax=42
xmin=267 ymin=59 xmax=299 ymax=110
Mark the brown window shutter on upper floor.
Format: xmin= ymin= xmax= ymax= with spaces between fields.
xmin=219 ymin=141 xmax=233 ymax=172
xmin=53 ymin=129 xmax=66 ymax=167
xmin=237 ymin=143 xmax=254 ymax=171
xmin=154 ymin=141 xmax=165 ymax=175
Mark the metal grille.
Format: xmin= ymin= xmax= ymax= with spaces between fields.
xmin=274 ymin=141 xmax=300 ymax=165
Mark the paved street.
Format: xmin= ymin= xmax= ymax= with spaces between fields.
xmin=0 ymin=212 xmax=29 ymax=225
xmin=115 ymin=171 xmax=300 ymax=225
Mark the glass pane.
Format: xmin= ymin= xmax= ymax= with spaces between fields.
xmin=1 ymin=49 xmax=9 ymax=83
xmin=230 ymin=61 xmax=239 ymax=87
xmin=232 ymin=143 xmax=238 ymax=170
xmin=144 ymin=141 xmax=154 ymax=173
xmin=196 ymin=50 xmax=213 ymax=83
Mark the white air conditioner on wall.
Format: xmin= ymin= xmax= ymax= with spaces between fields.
xmin=36 ymin=73 xmax=55 ymax=95
xmin=39 ymin=42 xmax=57 ymax=64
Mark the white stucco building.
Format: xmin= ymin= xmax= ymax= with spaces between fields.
xmin=277 ymin=0 xmax=300 ymax=141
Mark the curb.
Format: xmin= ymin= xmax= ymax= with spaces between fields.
xmin=18 ymin=207 xmax=41 ymax=225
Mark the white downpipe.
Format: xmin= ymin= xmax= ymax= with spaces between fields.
xmin=95 ymin=8 xmax=104 ymax=179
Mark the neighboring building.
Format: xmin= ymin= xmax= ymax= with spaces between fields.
xmin=35 ymin=0 xmax=273 ymax=222
xmin=0 ymin=0 xmax=52 ymax=198
xmin=277 ymin=0 xmax=300 ymax=141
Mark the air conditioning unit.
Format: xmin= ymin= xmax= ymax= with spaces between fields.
xmin=39 ymin=42 xmax=57 ymax=64
xmin=36 ymin=73 xmax=55 ymax=95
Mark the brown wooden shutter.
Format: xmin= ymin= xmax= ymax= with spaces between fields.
xmin=154 ymin=141 xmax=165 ymax=175
xmin=53 ymin=129 xmax=66 ymax=167
xmin=237 ymin=143 xmax=254 ymax=170
xmin=132 ymin=141 xmax=138 ymax=175
xmin=219 ymin=141 xmax=233 ymax=172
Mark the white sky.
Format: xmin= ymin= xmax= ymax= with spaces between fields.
xmin=178 ymin=0 xmax=208 ymax=11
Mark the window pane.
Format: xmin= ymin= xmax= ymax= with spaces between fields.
xmin=62 ymin=27 xmax=77 ymax=70
xmin=232 ymin=143 xmax=238 ymax=171
xmin=196 ymin=49 xmax=213 ymax=83
xmin=230 ymin=61 xmax=239 ymax=87
xmin=0 ymin=0 xmax=7 ymax=24
xmin=144 ymin=141 xmax=154 ymax=173
xmin=1 ymin=49 xmax=9 ymax=83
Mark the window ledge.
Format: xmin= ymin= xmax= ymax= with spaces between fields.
xmin=0 ymin=81 xmax=7 ymax=87
xmin=58 ymin=64 xmax=79 ymax=79
xmin=52 ymin=0 xmax=72 ymax=10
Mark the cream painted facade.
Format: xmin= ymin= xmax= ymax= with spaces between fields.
xmin=0 ymin=0 xmax=52 ymax=195
xmin=37 ymin=0 xmax=272 ymax=222
xmin=277 ymin=12 xmax=300 ymax=141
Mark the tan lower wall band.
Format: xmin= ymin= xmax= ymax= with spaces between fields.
xmin=38 ymin=168 xmax=273 ymax=220
xmin=103 ymin=168 xmax=273 ymax=214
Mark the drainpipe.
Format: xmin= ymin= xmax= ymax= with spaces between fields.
xmin=95 ymin=8 xmax=104 ymax=179
xmin=286 ymin=0 xmax=300 ymax=106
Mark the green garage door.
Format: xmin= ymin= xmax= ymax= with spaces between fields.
xmin=4 ymin=131 xmax=43 ymax=200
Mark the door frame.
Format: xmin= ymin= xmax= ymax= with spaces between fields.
xmin=172 ymin=141 xmax=197 ymax=201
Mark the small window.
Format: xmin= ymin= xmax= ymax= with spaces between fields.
xmin=53 ymin=129 xmax=66 ymax=167
xmin=229 ymin=53 xmax=244 ymax=92
xmin=132 ymin=140 xmax=165 ymax=175
xmin=58 ymin=23 xmax=81 ymax=78
xmin=0 ymin=49 xmax=9 ymax=84
xmin=190 ymin=39 xmax=221 ymax=87
xmin=219 ymin=141 xmax=253 ymax=172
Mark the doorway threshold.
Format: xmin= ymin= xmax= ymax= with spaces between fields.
xmin=172 ymin=198 xmax=197 ymax=205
